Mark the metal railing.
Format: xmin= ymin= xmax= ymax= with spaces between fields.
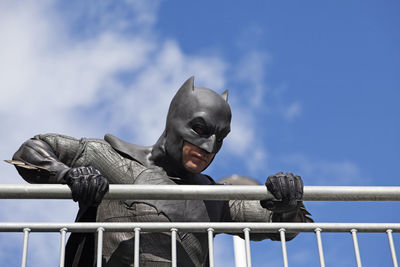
xmin=1 ymin=184 xmax=400 ymax=201
xmin=0 ymin=184 xmax=399 ymax=267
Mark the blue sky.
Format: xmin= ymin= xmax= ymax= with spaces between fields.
xmin=0 ymin=0 xmax=399 ymax=266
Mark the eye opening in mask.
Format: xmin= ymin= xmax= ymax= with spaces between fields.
xmin=193 ymin=125 xmax=214 ymax=138
xmin=189 ymin=117 xmax=213 ymax=137
xmin=189 ymin=117 xmax=230 ymax=143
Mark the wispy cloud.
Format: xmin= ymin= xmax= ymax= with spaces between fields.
xmin=0 ymin=0 xmax=273 ymax=266
xmin=0 ymin=1 xmax=387 ymax=267
xmin=105 ymin=40 xmax=227 ymax=145
xmin=281 ymin=154 xmax=368 ymax=185
xmin=233 ymin=50 xmax=269 ymax=108
xmin=283 ymin=101 xmax=302 ymax=120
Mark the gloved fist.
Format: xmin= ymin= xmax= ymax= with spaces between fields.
xmin=65 ymin=166 xmax=109 ymax=207
xmin=260 ymin=172 xmax=303 ymax=213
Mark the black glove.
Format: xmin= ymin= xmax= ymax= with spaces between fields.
xmin=260 ymin=172 xmax=303 ymax=213
xmin=65 ymin=166 xmax=109 ymax=207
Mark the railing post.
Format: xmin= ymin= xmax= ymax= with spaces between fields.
xmin=351 ymin=229 xmax=362 ymax=267
xmin=97 ymin=227 xmax=105 ymax=267
xmin=243 ymin=228 xmax=252 ymax=267
xmin=59 ymin=228 xmax=68 ymax=267
xmin=386 ymin=229 xmax=398 ymax=267
xmin=207 ymin=228 xmax=215 ymax=267
xmin=134 ymin=227 xmax=141 ymax=267
xmin=21 ymin=228 xmax=30 ymax=267
xmin=279 ymin=228 xmax=289 ymax=267
xmin=171 ymin=228 xmax=178 ymax=267
xmin=314 ymin=228 xmax=326 ymax=267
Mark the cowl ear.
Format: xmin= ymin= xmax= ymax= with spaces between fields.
xmin=221 ymin=89 xmax=228 ymax=102
xmin=177 ymin=76 xmax=195 ymax=95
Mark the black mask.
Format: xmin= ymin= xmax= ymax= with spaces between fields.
xmin=151 ymin=76 xmax=231 ymax=175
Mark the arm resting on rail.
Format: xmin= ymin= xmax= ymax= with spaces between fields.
xmin=10 ymin=134 xmax=109 ymax=207
xmin=11 ymin=134 xmax=81 ymax=184
xmin=228 ymin=199 xmax=312 ymax=241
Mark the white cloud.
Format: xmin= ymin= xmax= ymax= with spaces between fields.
xmin=106 ymin=40 xmax=226 ymax=145
xmin=1 ymin=0 xmax=323 ymax=266
xmin=0 ymin=2 xmax=389 ymax=266
xmin=225 ymin=108 xmax=255 ymax=155
xmin=0 ymin=1 xmax=269 ymax=266
xmin=234 ymin=51 xmax=269 ymax=107
xmin=247 ymin=148 xmax=269 ymax=174
xmin=0 ymin=1 xmax=155 ymax=142
xmin=223 ymin=101 xmax=270 ymax=175
xmin=283 ymin=101 xmax=302 ymax=120
xmin=281 ymin=154 xmax=368 ymax=185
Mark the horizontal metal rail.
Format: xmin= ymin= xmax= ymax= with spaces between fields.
xmin=0 ymin=222 xmax=399 ymax=233
xmin=0 ymin=184 xmax=400 ymax=201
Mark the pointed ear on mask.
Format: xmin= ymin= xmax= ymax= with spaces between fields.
xmin=177 ymin=76 xmax=195 ymax=95
xmin=221 ymin=90 xmax=228 ymax=102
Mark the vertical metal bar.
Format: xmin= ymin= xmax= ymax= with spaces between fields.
xmin=233 ymin=235 xmax=247 ymax=267
xmin=314 ymin=228 xmax=326 ymax=267
xmin=171 ymin=228 xmax=177 ymax=267
xmin=386 ymin=229 xmax=399 ymax=267
xmin=279 ymin=228 xmax=289 ymax=267
xmin=207 ymin=228 xmax=215 ymax=267
xmin=97 ymin=227 xmax=105 ymax=267
xmin=351 ymin=229 xmax=362 ymax=267
xmin=134 ymin=228 xmax=141 ymax=267
xmin=21 ymin=228 xmax=30 ymax=267
xmin=59 ymin=228 xmax=68 ymax=267
xmin=243 ymin=228 xmax=252 ymax=267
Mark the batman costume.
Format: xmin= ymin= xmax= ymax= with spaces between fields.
xmin=10 ymin=77 xmax=312 ymax=267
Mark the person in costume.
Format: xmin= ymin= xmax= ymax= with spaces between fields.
xmin=9 ymin=77 xmax=312 ymax=267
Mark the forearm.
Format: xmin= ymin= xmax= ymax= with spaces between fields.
xmin=228 ymin=200 xmax=312 ymax=241
xmin=228 ymin=200 xmax=275 ymax=241
xmin=11 ymin=134 xmax=80 ymax=184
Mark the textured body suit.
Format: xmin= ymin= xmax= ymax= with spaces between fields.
xmin=11 ymin=78 xmax=310 ymax=266
xmin=12 ymin=133 xmax=298 ymax=267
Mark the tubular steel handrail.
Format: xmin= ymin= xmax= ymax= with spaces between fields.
xmin=1 ymin=184 xmax=399 ymax=267
xmin=0 ymin=222 xmax=400 ymax=233
xmin=1 ymin=184 xmax=400 ymax=201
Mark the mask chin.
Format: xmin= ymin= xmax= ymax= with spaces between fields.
xmin=181 ymin=140 xmax=217 ymax=174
